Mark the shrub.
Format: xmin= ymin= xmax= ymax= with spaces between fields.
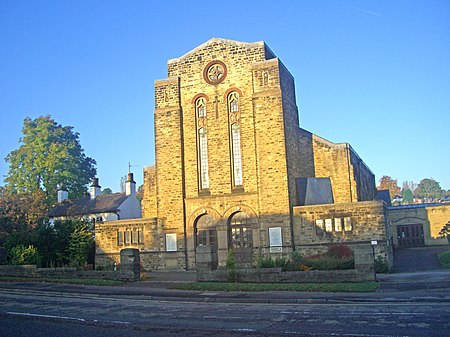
xmin=438 ymin=250 xmax=450 ymax=269
xmin=303 ymin=255 xmax=354 ymax=270
xmin=326 ymin=244 xmax=353 ymax=258
xmin=258 ymin=256 xmax=289 ymax=269
xmin=226 ymin=250 xmax=239 ymax=282
xmin=9 ymin=244 xmax=38 ymax=265
xmin=258 ymin=256 xmax=275 ymax=268
xmin=375 ymin=255 xmax=389 ymax=273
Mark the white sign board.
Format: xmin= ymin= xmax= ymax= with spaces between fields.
xmin=269 ymin=227 xmax=282 ymax=253
xmin=166 ymin=233 xmax=177 ymax=252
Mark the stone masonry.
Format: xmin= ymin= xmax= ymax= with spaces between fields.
xmin=95 ymin=38 xmax=388 ymax=272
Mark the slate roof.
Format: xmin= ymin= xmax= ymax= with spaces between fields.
xmin=48 ymin=193 xmax=128 ymax=217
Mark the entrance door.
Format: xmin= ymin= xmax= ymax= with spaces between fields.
xmin=397 ymin=224 xmax=425 ymax=248
xmin=195 ymin=215 xmax=218 ymax=250
xmin=229 ymin=212 xmax=253 ymax=264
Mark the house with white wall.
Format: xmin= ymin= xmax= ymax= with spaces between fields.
xmin=48 ymin=173 xmax=142 ymax=224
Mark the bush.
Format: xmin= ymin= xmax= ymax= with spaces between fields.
xmin=326 ymin=244 xmax=353 ymax=258
xmin=9 ymin=244 xmax=38 ymax=265
xmin=283 ymin=247 xmax=355 ymax=271
xmin=258 ymin=256 xmax=289 ymax=269
xmin=438 ymin=250 xmax=450 ymax=269
xmin=303 ymin=255 xmax=354 ymax=270
xmin=375 ymin=255 xmax=389 ymax=273
xmin=226 ymin=250 xmax=239 ymax=282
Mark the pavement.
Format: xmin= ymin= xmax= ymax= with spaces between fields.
xmin=1 ymin=269 xmax=449 ymax=305
xmin=1 ymin=247 xmax=449 ymax=305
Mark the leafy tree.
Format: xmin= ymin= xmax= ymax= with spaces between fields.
xmin=0 ymin=189 xmax=48 ymax=245
xmin=4 ymin=115 xmax=96 ymax=205
xmin=101 ymin=188 xmax=113 ymax=195
xmin=402 ymin=189 xmax=414 ymax=204
xmin=415 ymin=178 xmax=444 ymax=202
xmin=68 ymin=223 xmax=94 ymax=267
xmin=377 ymin=175 xmax=401 ymax=200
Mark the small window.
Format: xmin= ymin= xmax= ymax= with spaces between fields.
xmin=132 ymin=230 xmax=138 ymax=244
xmin=344 ymin=217 xmax=352 ymax=232
xmin=334 ymin=218 xmax=343 ymax=232
xmin=315 ymin=219 xmax=324 ymax=235
xmin=118 ymin=231 xmax=123 ymax=245
xmin=138 ymin=230 xmax=144 ymax=244
xmin=124 ymin=230 xmax=131 ymax=244
xmin=325 ymin=219 xmax=333 ymax=232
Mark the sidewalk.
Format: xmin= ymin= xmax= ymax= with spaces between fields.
xmin=1 ymin=269 xmax=450 ymax=304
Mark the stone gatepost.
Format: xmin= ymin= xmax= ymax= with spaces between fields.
xmin=353 ymin=245 xmax=375 ymax=281
xmin=195 ymin=245 xmax=218 ymax=281
xmin=120 ymin=248 xmax=140 ymax=281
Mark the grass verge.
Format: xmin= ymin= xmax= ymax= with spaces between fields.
xmin=169 ymin=281 xmax=379 ymax=292
xmin=0 ymin=276 xmax=123 ymax=286
xmin=438 ymin=250 xmax=450 ymax=269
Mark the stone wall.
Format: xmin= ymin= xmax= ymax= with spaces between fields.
xmin=292 ymin=201 xmax=392 ymax=267
xmin=0 ymin=265 xmax=136 ymax=281
xmin=388 ymin=204 xmax=450 ymax=247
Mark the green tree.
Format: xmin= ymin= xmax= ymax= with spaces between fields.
xmin=377 ymin=175 xmax=401 ymax=200
xmin=4 ymin=115 xmax=96 ymax=205
xmin=0 ymin=189 xmax=48 ymax=245
xmin=402 ymin=189 xmax=414 ymax=204
xmin=101 ymin=188 xmax=113 ymax=195
xmin=415 ymin=178 xmax=444 ymax=202
xmin=67 ymin=223 xmax=94 ymax=267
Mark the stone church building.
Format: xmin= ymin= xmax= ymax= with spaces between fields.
xmin=95 ymin=38 xmax=393 ymax=271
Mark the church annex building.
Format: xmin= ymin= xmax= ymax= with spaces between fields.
xmin=95 ymin=38 xmax=409 ymax=271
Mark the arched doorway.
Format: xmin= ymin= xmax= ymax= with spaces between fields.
xmin=228 ymin=212 xmax=254 ymax=264
xmin=194 ymin=214 xmax=218 ymax=250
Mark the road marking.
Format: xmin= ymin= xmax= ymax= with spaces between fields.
xmin=6 ymin=311 xmax=131 ymax=325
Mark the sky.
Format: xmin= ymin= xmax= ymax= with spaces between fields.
xmin=1 ymin=0 xmax=449 ymax=193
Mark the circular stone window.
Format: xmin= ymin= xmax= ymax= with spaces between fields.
xmin=203 ymin=60 xmax=227 ymax=85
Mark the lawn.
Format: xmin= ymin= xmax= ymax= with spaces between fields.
xmin=438 ymin=250 xmax=450 ymax=269
xmin=169 ymin=281 xmax=379 ymax=292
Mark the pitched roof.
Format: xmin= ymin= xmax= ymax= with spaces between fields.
xmin=48 ymin=193 xmax=128 ymax=217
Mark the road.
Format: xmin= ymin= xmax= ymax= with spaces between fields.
xmin=0 ymin=288 xmax=449 ymax=336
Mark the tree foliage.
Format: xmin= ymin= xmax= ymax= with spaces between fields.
xmin=415 ymin=178 xmax=444 ymax=202
xmin=101 ymin=188 xmax=113 ymax=195
xmin=4 ymin=115 xmax=96 ymax=204
xmin=68 ymin=223 xmax=94 ymax=267
xmin=0 ymin=189 xmax=48 ymax=245
xmin=377 ymin=175 xmax=401 ymax=199
xmin=402 ymin=189 xmax=414 ymax=204
xmin=9 ymin=244 xmax=38 ymax=265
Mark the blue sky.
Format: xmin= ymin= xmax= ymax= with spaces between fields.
xmin=1 ymin=0 xmax=449 ymax=192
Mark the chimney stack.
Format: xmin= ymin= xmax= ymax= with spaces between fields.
xmin=125 ymin=172 xmax=136 ymax=196
xmin=90 ymin=178 xmax=101 ymax=199
xmin=57 ymin=183 xmax=69 ymax=203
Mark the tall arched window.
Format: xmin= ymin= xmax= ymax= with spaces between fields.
xmin=196 ymin=97 xmax=209 ymax=190
xmin=228 ymin=92 xmax=243 ymax=187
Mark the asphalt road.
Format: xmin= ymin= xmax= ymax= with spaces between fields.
xmin=0 ymin=288 xmax=449 ymax=336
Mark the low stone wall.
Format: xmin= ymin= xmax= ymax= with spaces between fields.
xmin=0 ymin=265 xmax=136 ymax=281
xmin=197 ymin=268 xmax=374 ymax=283
xmin=196 ymin=244 xmax=376 ymax=283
